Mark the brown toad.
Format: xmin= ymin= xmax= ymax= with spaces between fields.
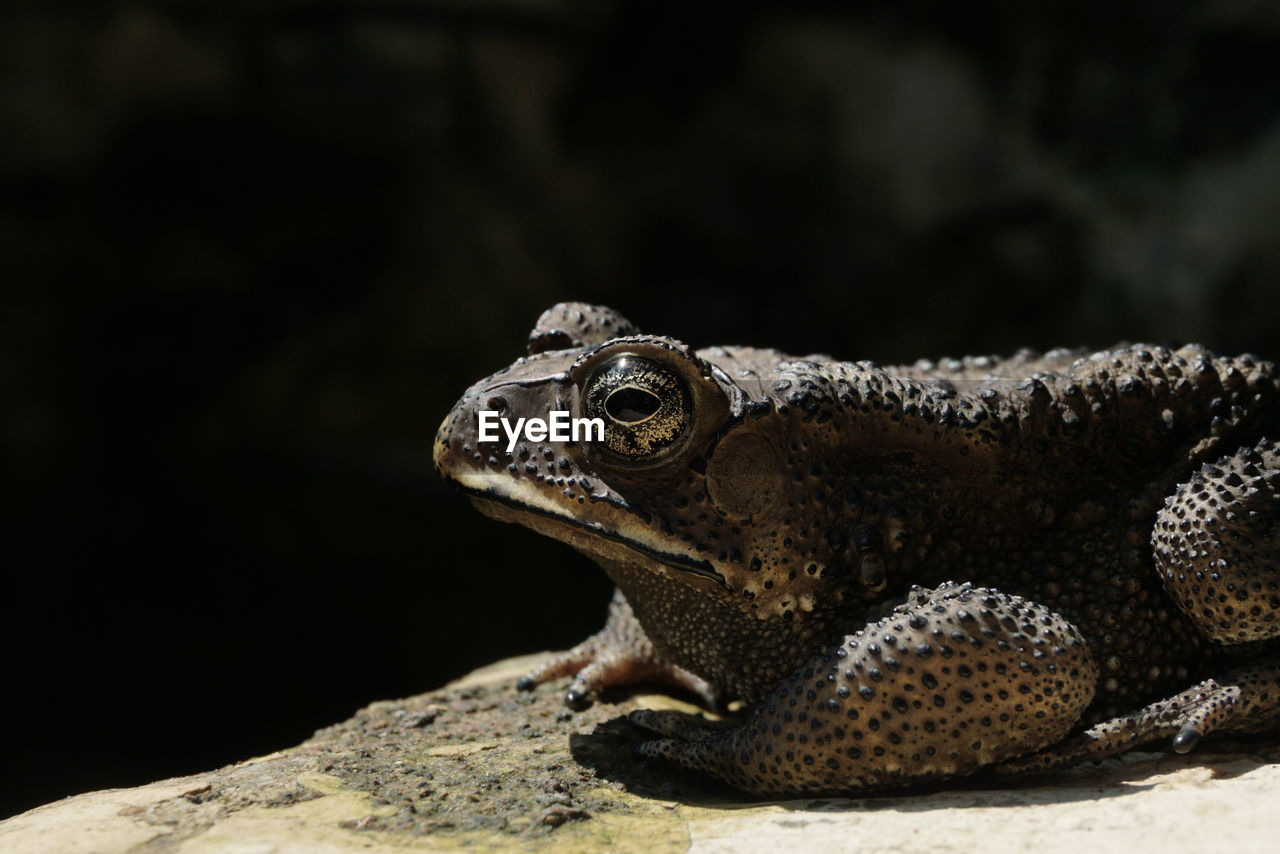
xmin=433 ymin=302 xmax=1280 ymax=796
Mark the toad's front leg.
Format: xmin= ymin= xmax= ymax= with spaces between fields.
xmin=517 ymin=587 xmax=722 ymax=711
xmin=631 ymin=583 xmax=1097 ymax=796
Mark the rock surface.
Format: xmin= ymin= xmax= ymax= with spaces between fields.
xmin=4 ymin=653 xmax=1279 ymax=853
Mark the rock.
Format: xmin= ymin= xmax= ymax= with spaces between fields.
xmin=3 ymin=653 xmax=1279 ymax=853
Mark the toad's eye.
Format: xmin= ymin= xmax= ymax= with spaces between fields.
xmin=583 ymin=356 xmax=690 ymax=461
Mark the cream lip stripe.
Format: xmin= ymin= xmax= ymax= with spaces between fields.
xmin=476 ymin=410 xmax=604 ymax=452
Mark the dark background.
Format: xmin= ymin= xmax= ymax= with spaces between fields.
xmin=4 ymin=0 xmax=1280 ymax=819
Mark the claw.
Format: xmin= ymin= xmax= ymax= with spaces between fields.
xmin=565 ymin=688 xmax=592 ymax=711
xmin=1172 ymin=727 xmax=1201 ymax=754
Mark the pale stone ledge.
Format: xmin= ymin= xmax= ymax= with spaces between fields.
xmin=3 ymin=653 xmax=1278 ymax=853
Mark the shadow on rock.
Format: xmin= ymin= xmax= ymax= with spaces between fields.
xmin=569 ymin=714 xmax=749 ymax=806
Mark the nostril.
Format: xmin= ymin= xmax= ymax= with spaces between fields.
xmin=486 ymin=395 xmax=508 ymax=413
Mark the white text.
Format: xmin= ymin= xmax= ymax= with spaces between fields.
xmin=477 ymin=410 xmax=604 ymax=452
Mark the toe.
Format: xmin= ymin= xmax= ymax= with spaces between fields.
xmin=629 ymin=708 xmax=718 ymax=741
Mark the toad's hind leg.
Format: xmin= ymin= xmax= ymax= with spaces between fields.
xmin=1002 ymin=440 xmax=1280 ymax=775
xmin=1156 ymin=439 xmax=1280 ymax=644
xmin=1151 ymin=438 xmax=1280 ymax=745
xmin=997 ymin=662 xmax=1280 ymax=775
xmin=631 ymin=583 xmax=1097 ymax=797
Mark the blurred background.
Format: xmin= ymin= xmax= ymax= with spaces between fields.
xmin=4 ymin=0 xmax=1280 ymax=819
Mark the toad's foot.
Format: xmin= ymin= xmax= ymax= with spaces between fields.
xmin=631 ymin=584 xmax=1096 ymax=796
xmin=995 ymin=660 xmax=1280 ymax=776
xmin=517 ymin=587 xmax=722 ymax=711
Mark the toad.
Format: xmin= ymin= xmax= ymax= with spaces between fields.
xmin=434 ymin=302 xmax=1280 ymax=796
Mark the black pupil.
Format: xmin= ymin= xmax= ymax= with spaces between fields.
xmin=605 ymin=387 xmax=661 ymax=423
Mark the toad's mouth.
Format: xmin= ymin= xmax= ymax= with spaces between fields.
xmin=447 ymin=479 xmax=729 ymax=589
